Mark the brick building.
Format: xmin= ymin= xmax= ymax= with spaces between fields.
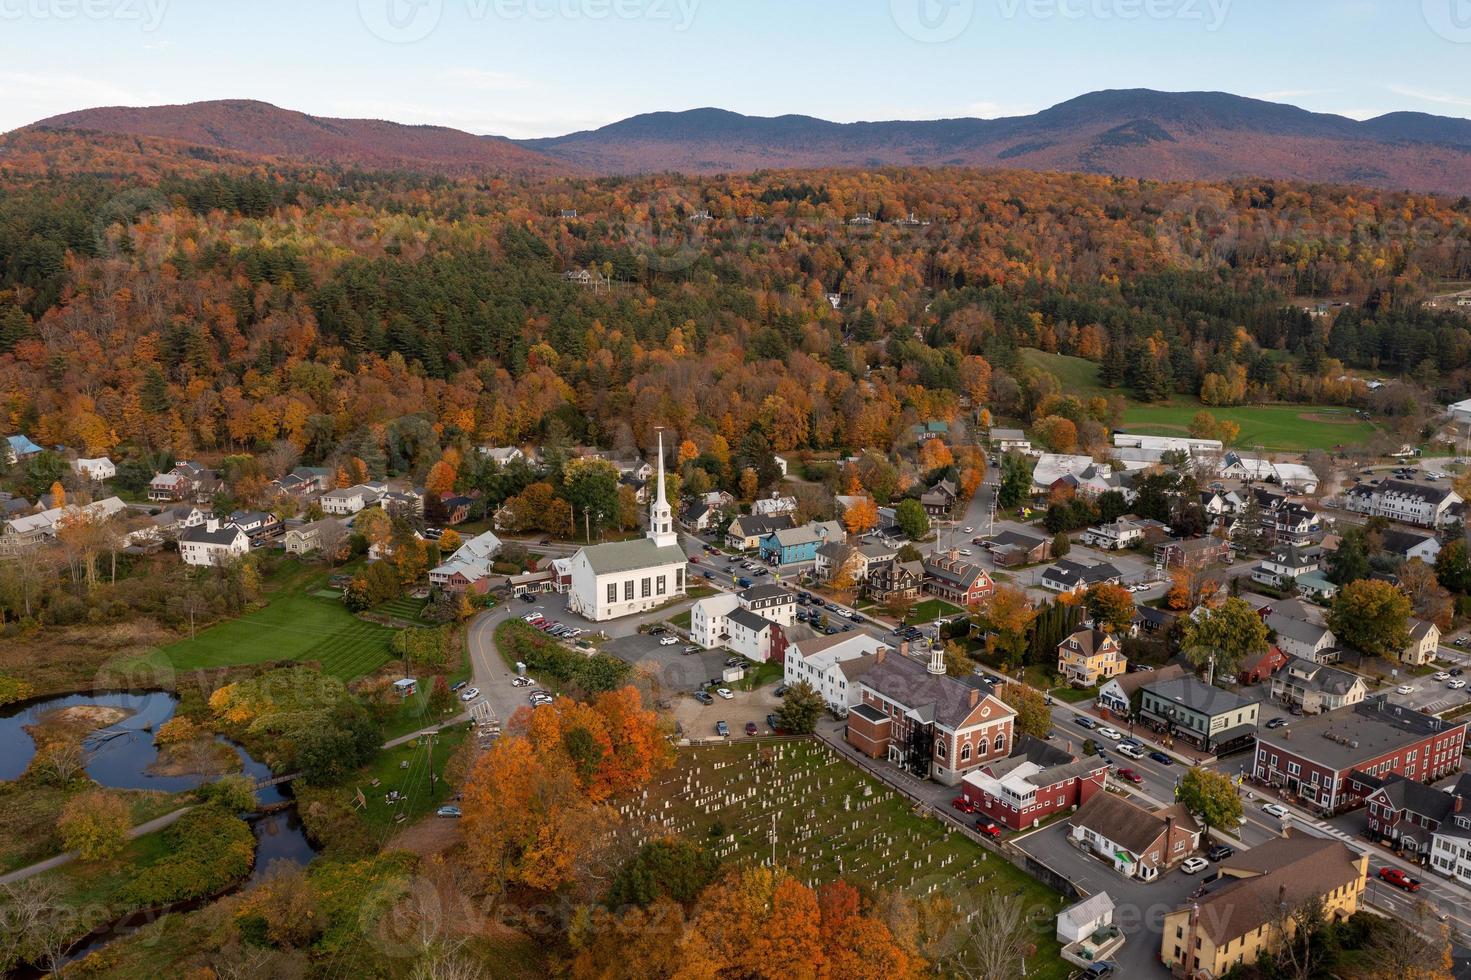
xmin=1250 ymin=695 xmax=1468 ymax=815
xmin=845 ymin=646 xmax=1016 ymax=786
xmin=960 ymin=736 xmax=1108 ymax=831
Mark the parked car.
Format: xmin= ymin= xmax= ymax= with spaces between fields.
xmin=774 ymin=684 xmax=790 ymax=697
xmin=1207 ymin=843 xmax=1235 ymax=861
xmin=1114 ymin=768 xmax=1144 ymax=784
xmin=716 ymin=688 xmax=735 ymax=700
xmin=975 ymin=821 xmax=1003 ymax=839
xmin=1379 ymin=867 xmax=1421 ymax=892
xmin=1453 ymin=667 xmax=1466 ymax=676
xmin=1096 ymin=726 xmax=1123 ymax=741
xmin=715 ymin=721 xmax=730 ymax=738
xmin=1435 ymin=672 xmax=1452 ymax=681
xmin=436 ymin=805 xmax=462 ymax=818
xmin=766 ymin=713 xmax=782 ymax=730
xmin=1082 ymin=964 xmax=1116 ymax=979
xmin=725 ymin=657 xmax=745 ymax=668
xmin=1074 ymin=717 xmax=1095 ymax=730
xmin=660 ymin=636 xmax=679 ymax=646
xmin=1117 ymin=743 xmax=1145 ymax=760
xmin=1149 ymin=751 xmax=1173 ymax=766
xmin=683 ymin=645 xmax=699 ymax=655
xmin=1451 ymin=679 xmax=1468 ymax=690
xmin=1263 ymin=803 xmax=1290 ymax=819
xmin=744 ymin=721 xmax=759 ymax=737
xmin=1396 ymin=684 xmax=1415 ymax=696
xmin=511 ymin=677 xmax=534 ymax=688
xmin=451 ymin=681 xmax=468 ymax=693
xmin=1180 ymin=857 xmax=1208 ymax=874
xmin=694 ymin=691 xmax=714 ymax=705
xmin=1266 ymin=717 xmax=1289 ymax=729
xmin=459 ymin=687 xmax=480 ymax=702
xmin=951 ymin=796 xmax=978 ymax=814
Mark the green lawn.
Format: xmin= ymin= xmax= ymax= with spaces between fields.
xmin=1018 ymin=349 xmax=1378 ymax=452
xmin=909 ymin=599 xmax=965 ymax=622
xmin=376 ymin=596 xmax=428 ymax=623
xmin=623 ymin=741 xmax=1071 ymax=979
xmin=163 ymin=561 xmax=395 ymax=681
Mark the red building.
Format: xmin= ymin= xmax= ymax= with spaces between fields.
xmin=846 ymin=646 xmax=1016 ymax=786
xmin=960 ymin=737 xmax=1109 ymax=831
xmin=1252 ymin=695 xmax=1467 ymax=815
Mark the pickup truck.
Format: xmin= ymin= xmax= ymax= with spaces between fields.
xmin=1378 ymin=867 xmax=1422 ymax=892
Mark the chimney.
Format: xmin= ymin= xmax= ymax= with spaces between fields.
xmin=876 ymin=648 xmax=887 ymax=666
xmin=1457 ymin=795 xmax=1464 ymax=815
xmin=899 ymin=641 xmax=909 ymax=659
xmin=969 ymin=688 xmax=980 ymax=708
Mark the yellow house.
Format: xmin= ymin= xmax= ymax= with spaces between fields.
xmin=1161 ymin=835 xmax=1367 ymax=977
xmin=1402 ymin=619 xmax=1440 ymax=666
xmin=1057 ymin=628 xmax=1126 ymax=687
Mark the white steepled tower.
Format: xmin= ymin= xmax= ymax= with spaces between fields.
xmin=648 ymin=430 xmax=678 ymax=548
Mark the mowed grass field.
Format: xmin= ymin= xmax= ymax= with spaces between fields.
xmin=622 ymin=740 xmax=1071 ymax=979
xmin=1018 ymin=349 xmax=1378 ymax=452
xmin=163 ymin=561 xmax=395 ymax=681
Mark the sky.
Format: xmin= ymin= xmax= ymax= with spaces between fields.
xmin=1 ymin=0 xmax=1469 ymax=139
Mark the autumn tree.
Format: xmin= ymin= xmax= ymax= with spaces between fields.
xmin=997 ymin=683 xmax=1050 ymax=740
xmin=1328 ymin=579 xmax=1412 ymax=660
xmin=739 ymin=467 xmax=760 ymax=502
xmin=1400 ymin=558 xmax=1453 ymax=632
xmin=1166 ymin=563 xmax=1220 ymax=611
xmin=844 ymin=496 xmax=880 ymax=535
xmin=1175 ymin=766 xmax=1243 ymax=831
xmin=1180 ymin=596 xmax=1268 ymax=678
xmin=1084 ymin=582 xmax=1135 ymax=635
xmin=58 ymin=790 xmax=129 ymax=861
xmin=977 ymin=586 xmax=1040 ymax=669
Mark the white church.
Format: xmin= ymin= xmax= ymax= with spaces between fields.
xmin=567 ymin=433 xmax=689 ymax=622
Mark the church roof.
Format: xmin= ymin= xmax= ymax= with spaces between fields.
xmin=578 ymin=539 xmax=687 ymax=575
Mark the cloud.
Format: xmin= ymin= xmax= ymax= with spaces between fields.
xmin=436 ymin=68 xmax=531 ymax=94
xmin=314 ymin=97 xmax=616 ymax=140
xmin=0 ymin=71 xmax=166 ymax=131
xmin=962 ymin=100 xmax=1037 ymax=119
xmin=1250 ymin=89 xmax=1328 ymax=103
xmin=1386 ymin=85 xmax=1471 ymax=112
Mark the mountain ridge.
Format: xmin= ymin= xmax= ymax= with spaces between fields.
xmin=17 ymin=89 xmax=1471 ymax=192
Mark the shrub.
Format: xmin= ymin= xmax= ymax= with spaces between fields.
xmin=59 ymin=790 xmax=130 ymax=861
xmin=121 ymin=807 xmax=255 ymax=906
xmin=198 ymin=774 xmax=258 ymax=813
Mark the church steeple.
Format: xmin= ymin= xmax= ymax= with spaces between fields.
xmin=649 ymin=431 xmax=678 ymax=548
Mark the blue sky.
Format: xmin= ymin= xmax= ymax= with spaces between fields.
xmin=2 ymin=0 xmax=1469 ymax=138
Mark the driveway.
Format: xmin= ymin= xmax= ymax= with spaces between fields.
xmin=1015 ymin=822 xmax=1199 ymax=978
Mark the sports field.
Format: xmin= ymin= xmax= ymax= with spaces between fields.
xmin=163 ymin=561 xmax=395 ymax=680
xmin=1018 ymin=349 xmax=1377 ymax=452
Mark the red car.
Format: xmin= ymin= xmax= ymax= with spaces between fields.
xmin=744 ymin=722 xmax=758 ymax=737
xmin=976 ymin=821 xmax=1003 ymax=839
xmin=1115 ymin=768 xmax=1144 ymax=784
xmin=950 ymin=796 xmax=978 ymax=814
xmin=1378 ymin=867 xmax=1421 ymax=892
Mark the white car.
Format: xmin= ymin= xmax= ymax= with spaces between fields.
xmin=962 ymin=527 xmax=974 ymax=534
xmin=1450 ymin=679 xmax=1468 ymax=690
xmin=1263 ymin=803 xmax=1290 ymax=819
xmin=511 ymin=677 xmax=534 ymax=688
xmin=1096 ymin=726 xmax=1123 ymax=741
xmin=1396 ymin=684 xmax=1415 ymax=695
xmin=1434 ymin=672 xmax=1451 ymax=681
xmin=459 ymin=687 xmax=480 ymax=702
xmin=1180 ymin=857 xmax=1208 ymax=875
xmin=715 ymin=688 xmax=735 ymax=700
xmin=660 ymin=636 xmax=679 ymax=646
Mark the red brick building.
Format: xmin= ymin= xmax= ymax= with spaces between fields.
xmin=1251 ymin=695 xmax=1467 ymax=815
xmin=960 ymin=736 xmax=1109 ymax=831
xmin=846 ymin=646 xmax=1016 ymax=786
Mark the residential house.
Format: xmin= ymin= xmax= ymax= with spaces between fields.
xmin=738 ymin=583 xmax=796 ymax=627
xmin=1379 ymin=528 xmax=1443 ymax=564
xmin=683 ymin=502 xmax=715 ymax=532
xmin=1132 ymin=605 xmax=1178 ymax=638
xmin=479 ymin=446 xmax=525 ymax=465
xmin=920 ymin=479 xmax=959 ymax=519
xmin=283 ymin=518 xmax=348 ymax=557
xmin=1429 ymin=777 xmax=1471 ymax=884
xmin=1237 ymin=646 xmax=1288 ymax=686
xmin=1154 ymin=536 xmax=1229 ymax=570
xmin=4 ymin=435 xmax=43 ymax=464
xmin=726 ymin=514 xmax=793 ymax=551
xmin=960 ymin=736 xmax=1109 ymax=832
xmin=321 ymin=485 xmax=371 ymax=516
xmin=784 ymin=632 xmax=886 ymax=711
xmin=910 ymin=419 xmax=949 ymax=443
xmin=690 ymin=585 xmax=796 ymax=661
xmin=846 ymin=646 xmax=1016 ymax=786
xmin=1161 ymin=837 xmax=1367 ymax=978
xmin=759 ymin=521 xmax=844 ymax=566
xmin=148 ymin=462 xmax=219 ymax=504
xmin=1139 ymin=676 xmax=1259 ymax=754
xmin=71 ymin=457 xmax=116 ymax=482
xmin=1268 ymin=601 xmax=1339 ymax=664
xmin=151 ymin=504 xmax=207 ymax=539
xmin=1097 ymin=663 xmax=1186 ymax=719
xmin=1032 ymin=455 xmax=1126 ymax=498
xmin=724 ymin=609 xmax=788 ymax=665
xmin=428 ymin=530 xmax=505 ymax=594
xmin=1057 ymin=629 xmax=1127 ymax=687
xmin=1251 ymin=544 xmax=1321 ymax=590
xmin=1364 ymin=773 xmax=1460 ymax=859
xmin=1402 ymin=618 xmax=1441 ymax=666
xmin=1259 ymin=496 xmax=1323 ymax=549
xmin=1 ymin=497 xmax=128 ymax=552
xmin=1068 ymin=792 xmax=1201 ymax=881
xmin=865 ymin=560 xmax=925 ymax=602
xmin=1271 ymin=657 xmax=1368 ymax=714
xmin=1251 ymin=694 xmax=1468 ymax=814
xmin=983 ymin=529 xmax=1052 ymax=567
xmin=922 ymin=552 xmax=994 ymax=606
xmin=1344 ymin=479 xmax=1463 ymax=529
xmin=1040 ymin=559 xmax=1122 ymax=594
xmin=751 ymin=494 xmax=798 ymax=518
xmin=990 ymin=428 xmax=1032 ymax=454
xmin=1083 ymin=517 xmax=1168 ymax=551
xmin=178 ymin=520 xmax=250 ymax=567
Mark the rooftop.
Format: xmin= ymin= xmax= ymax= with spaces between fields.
xmin=1185 ymin=836 xmax=1364 ymax=946
xmin=1256 ymin=695 xmax=1465 ymax=772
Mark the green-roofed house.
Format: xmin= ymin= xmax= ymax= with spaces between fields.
xmin=567 ymin=433 xmax=689 ymax=622
xmin=910 ymin=420 xmax=951 ymax=444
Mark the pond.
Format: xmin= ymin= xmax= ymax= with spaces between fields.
xmin=0 ymin=689 xmax=288 ymax=804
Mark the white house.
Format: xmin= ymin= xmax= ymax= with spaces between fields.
xmin=752 ymin=494 xmax=798 ymax=518
xmin=479 ymin=446 xmax=525 ymax=465
xmin=783 ymin=632 xmax=887 ymax=712
xmin=990 ymin=428 xmax=1032 ymax=454
xmin=1449 ymin=399 xmax=1471 ymax=425
xmin=567 ymin=434 xmax=688 ymax=622
xmin=284 ymin=518 xmax=347 ymax=557
xmin=178 ymin=520 xmax=250 ymax=567
xmin=1268 ymin=602 xmax=1338 ymax=663
xmin=1344 ymin=480 xmax=1462 ymax=529
xmin=691 ymin=584 xmax=797 ymax=659
xmin=0 ymin=496 xmax=128 ymax=552
xmin=1252 ymin=545 xmax=1322 ymax=590
xmin=321 ymin=486 xmax=370 ymax=516
xmin=71 ymin=457 xmax=116 ymax=482
xmin=691 ymin=593 xmax=742 ymax=648
xmin=1056 ymin=893 xmax=1116 ymax=945
xmin=1083 ymin=518 xmax=1147 ymax=551
xmin=428 ymin=530 xmax=504 ymax=592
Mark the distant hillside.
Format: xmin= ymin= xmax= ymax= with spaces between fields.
xmin=16 ymin=90 xmax=1471 ymax=191
xmin=25 ymin=99 xmax=571 ymax=177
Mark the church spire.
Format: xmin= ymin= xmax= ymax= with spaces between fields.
xmin=649 ymin=430 xmax=678 ymax=548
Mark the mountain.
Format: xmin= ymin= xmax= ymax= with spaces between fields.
xmin=525 ymin=91 xmax=1471 ymax=192
xmin=24 ymin=99 xmax=572 ymax=177
xmin=17 ymin=91 xmax=1471 ymax=192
